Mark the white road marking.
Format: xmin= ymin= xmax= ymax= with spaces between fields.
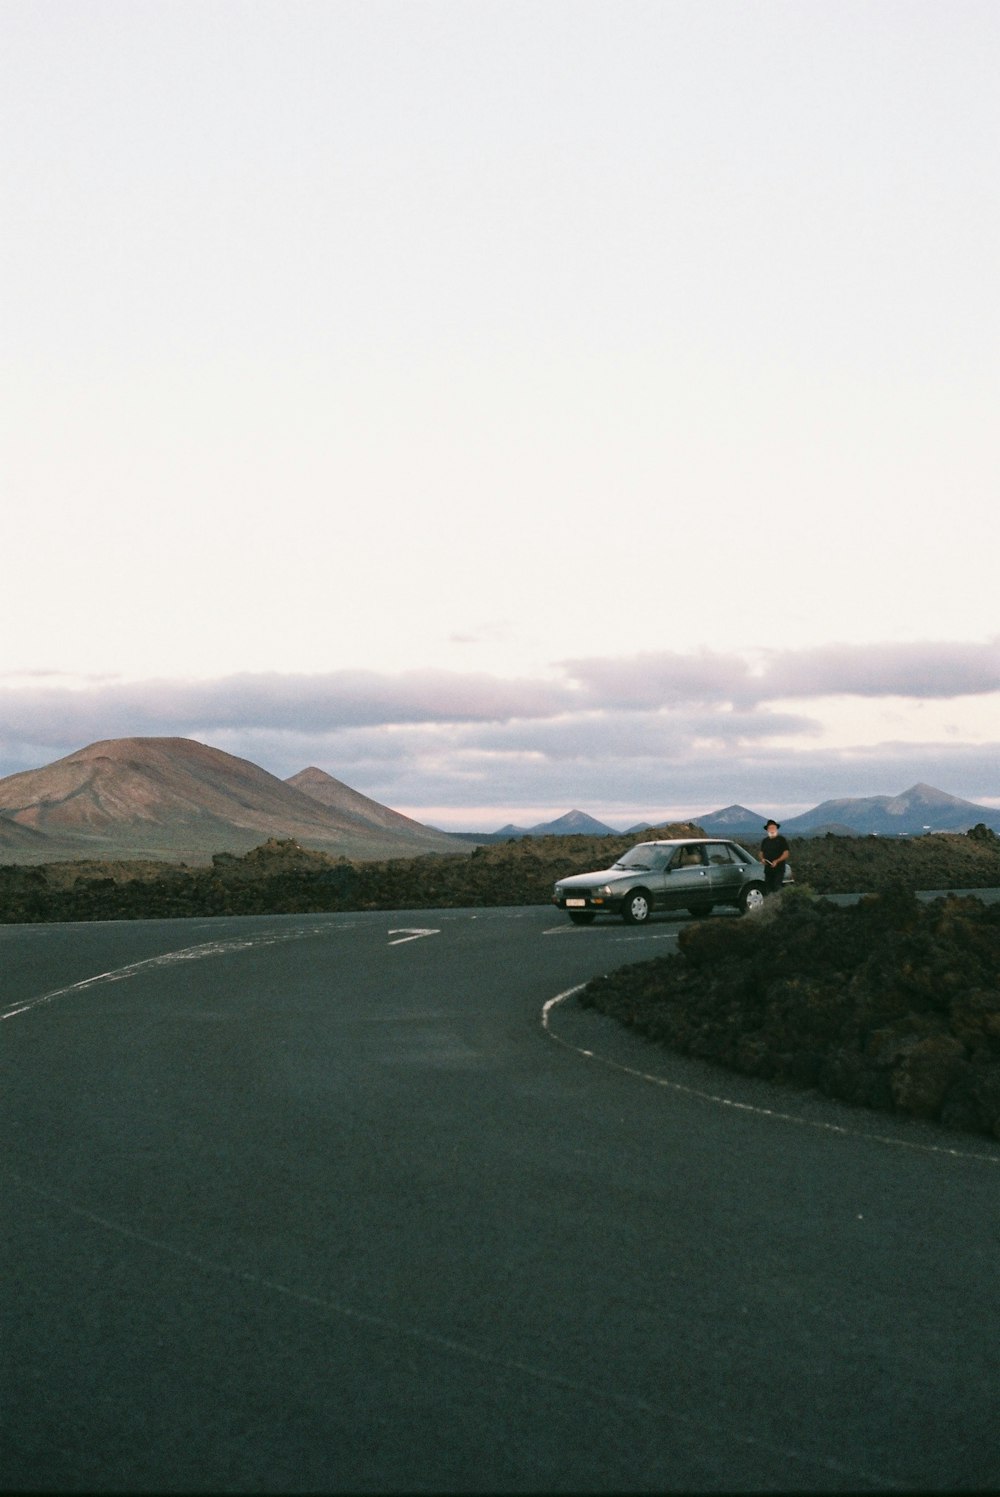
xmin=0 ymin=925 xmax=331 ymax=1023
xmin=612 ymin=931 xmax=680 ymax=944
xmin=387 ymin=928 xmax=440 ymax=946
xmin=543 ymin=924 xmax=682 ymax=940
xmin=541 ymin=987 xmax=1000 ymax=1167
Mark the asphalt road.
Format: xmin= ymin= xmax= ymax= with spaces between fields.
xmin=3 ymin=906 xmax=999 ymax=1493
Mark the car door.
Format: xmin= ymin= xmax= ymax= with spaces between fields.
xmin=661 ymin=845 xmax=712 ymax=909
xmin=705 ymin=841 xmax=745 ymax=902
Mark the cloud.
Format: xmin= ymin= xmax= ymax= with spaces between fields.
xmin=1 ymin=638 xmax=997 ymax=758
xmin=329 ymin=734 xmax=1000 ymax=822
xmin=1 ymin=643 xmax=998 ymax=821
xmin=168 ymin=715 xmax=1000 ymax=828
xmin=0 ymin=668 xmax=572 ymax=748
xmin=560 ymin=650 xmax=753 ymax=709
xmin=756 ymin=639 xmax=1000 ymax=702
xmin=562 ymin=639 xmax=1000 ymax=709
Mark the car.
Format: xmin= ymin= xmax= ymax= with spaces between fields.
xmin=552 ymin=838 xmax=768 ymax=925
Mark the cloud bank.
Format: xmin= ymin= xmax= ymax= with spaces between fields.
xmin=562 ymin=639 xmax=1000 ymax=709
xmin=1 ymin=639 xmax=998 ymax=824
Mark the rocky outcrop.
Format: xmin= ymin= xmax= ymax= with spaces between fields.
xmin=579 ymin=887 xmax=1000 ymax=1139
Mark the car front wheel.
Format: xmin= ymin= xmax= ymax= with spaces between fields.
xmin=621 ymin=889 xmax=652 ymax=924
xmin=740 ymin=882 xmax=765 ymax=914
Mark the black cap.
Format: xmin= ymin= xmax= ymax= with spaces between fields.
xmin=764 ymin=819 xmax=780 ymax=830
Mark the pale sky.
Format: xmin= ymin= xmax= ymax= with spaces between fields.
xmin=2 ymin=0 xmax=998 ymax=828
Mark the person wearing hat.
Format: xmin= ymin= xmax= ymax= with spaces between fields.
xmin=760 ymin=819 xmax=790 ymax=896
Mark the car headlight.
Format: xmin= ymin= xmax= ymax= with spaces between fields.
xmin=593 ymin=884 xmax=614 ymax=898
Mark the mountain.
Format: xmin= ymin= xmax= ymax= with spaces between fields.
xmin=533 ymin=810 xmax=617 ymax=837
xmin=622 ymin=806 xmax=758 ymax=836
xmin=782 ymin=783 xmax=1000 ymax=837
xmin=493 ymin=810 xmax=618 ymax=840
xmin=689 ymin=804 xmax=766 ymax=836
xmin=286 ymin=767 xmax=461 ymax=853
xmin=11 ymin=746 xmax=986 ymax=864
xmin=0 ymin=814 xmax=53 ymax=854
xmin=0 ymin=738 xmax=465 ymax=864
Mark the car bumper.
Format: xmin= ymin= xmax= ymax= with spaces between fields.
xmin=553 ymin=893 xmax=621 ymax=914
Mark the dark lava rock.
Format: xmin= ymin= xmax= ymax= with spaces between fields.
xmin=578 ymin=887 xmax=1000 ymax=1139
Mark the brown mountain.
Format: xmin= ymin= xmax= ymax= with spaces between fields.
xmin=0 ymin=737 xmax=462 ymax=864
xmin=0 ymin=814 xmax=52 ymax=855
xmin=286 ymin=766 xmax=459 ymax=851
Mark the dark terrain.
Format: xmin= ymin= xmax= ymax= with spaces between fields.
xmin=2 ymin=823 xmax=1000 ymax=924
xmin=4 ymin=826 xmax=999 ymax=1141
xmin=580 ymin=882 xmax=1000 ymax=1138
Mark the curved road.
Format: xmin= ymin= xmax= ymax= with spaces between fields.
xmin=3 ymin=907 xmax=999 ymax=1492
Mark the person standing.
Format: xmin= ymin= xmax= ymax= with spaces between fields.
xmin=760 ymin=819 xmax=790 ymax=896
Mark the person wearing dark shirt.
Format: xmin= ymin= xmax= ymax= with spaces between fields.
xmin=760 ymin=819 xmax=790 ymax=896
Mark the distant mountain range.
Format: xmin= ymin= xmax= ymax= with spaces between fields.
xmin=707 ymin=783 xmax=1000 ymax=838
xmin=0 ymin=738 xmax=462 ymax=864
xmin=1 ymin=739 xmax=996 ymax=866
xmin=481 ymin=784 xmax=1000 ymax=840
xmin=778 ymin=783 xmax=1000 ymax=837
xmin=473 ymin=807 xmax=754 ymax=843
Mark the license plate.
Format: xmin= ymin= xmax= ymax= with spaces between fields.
xmin=565 ymin=898 xmax=587 ymax=908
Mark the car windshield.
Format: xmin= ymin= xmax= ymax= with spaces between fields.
xmin=611 ymin=844 xmax=663 ymax=871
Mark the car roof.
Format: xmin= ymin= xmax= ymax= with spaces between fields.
xmin=632 ymin=837 xmax=729 ymax=847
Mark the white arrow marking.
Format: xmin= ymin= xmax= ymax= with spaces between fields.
xmin=387 ymin=928 xmax=440 ymax=946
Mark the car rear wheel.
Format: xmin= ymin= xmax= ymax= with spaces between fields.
xmin=568 ymin=911 xmax=595 ymax=925
xmin=740 ymin=882 xmax=765 ymax=914
xmin=621 ymin=889 xmax=652 ymax=924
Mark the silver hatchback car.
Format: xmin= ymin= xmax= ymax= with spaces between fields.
xmin=552 ymin=838 xmax=767 ymax=924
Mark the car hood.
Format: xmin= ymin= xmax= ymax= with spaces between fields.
xmin=556 ymin=867 xmax=635 ymax=890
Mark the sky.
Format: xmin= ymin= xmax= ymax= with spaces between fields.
xmin=2 ymin=0 xmax=998 ymax=830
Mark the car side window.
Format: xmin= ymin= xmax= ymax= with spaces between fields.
xmin=707 ymin=844 xmax=734 ymax=865
xmin=674 ymin=845 xmax=706 ymax=868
